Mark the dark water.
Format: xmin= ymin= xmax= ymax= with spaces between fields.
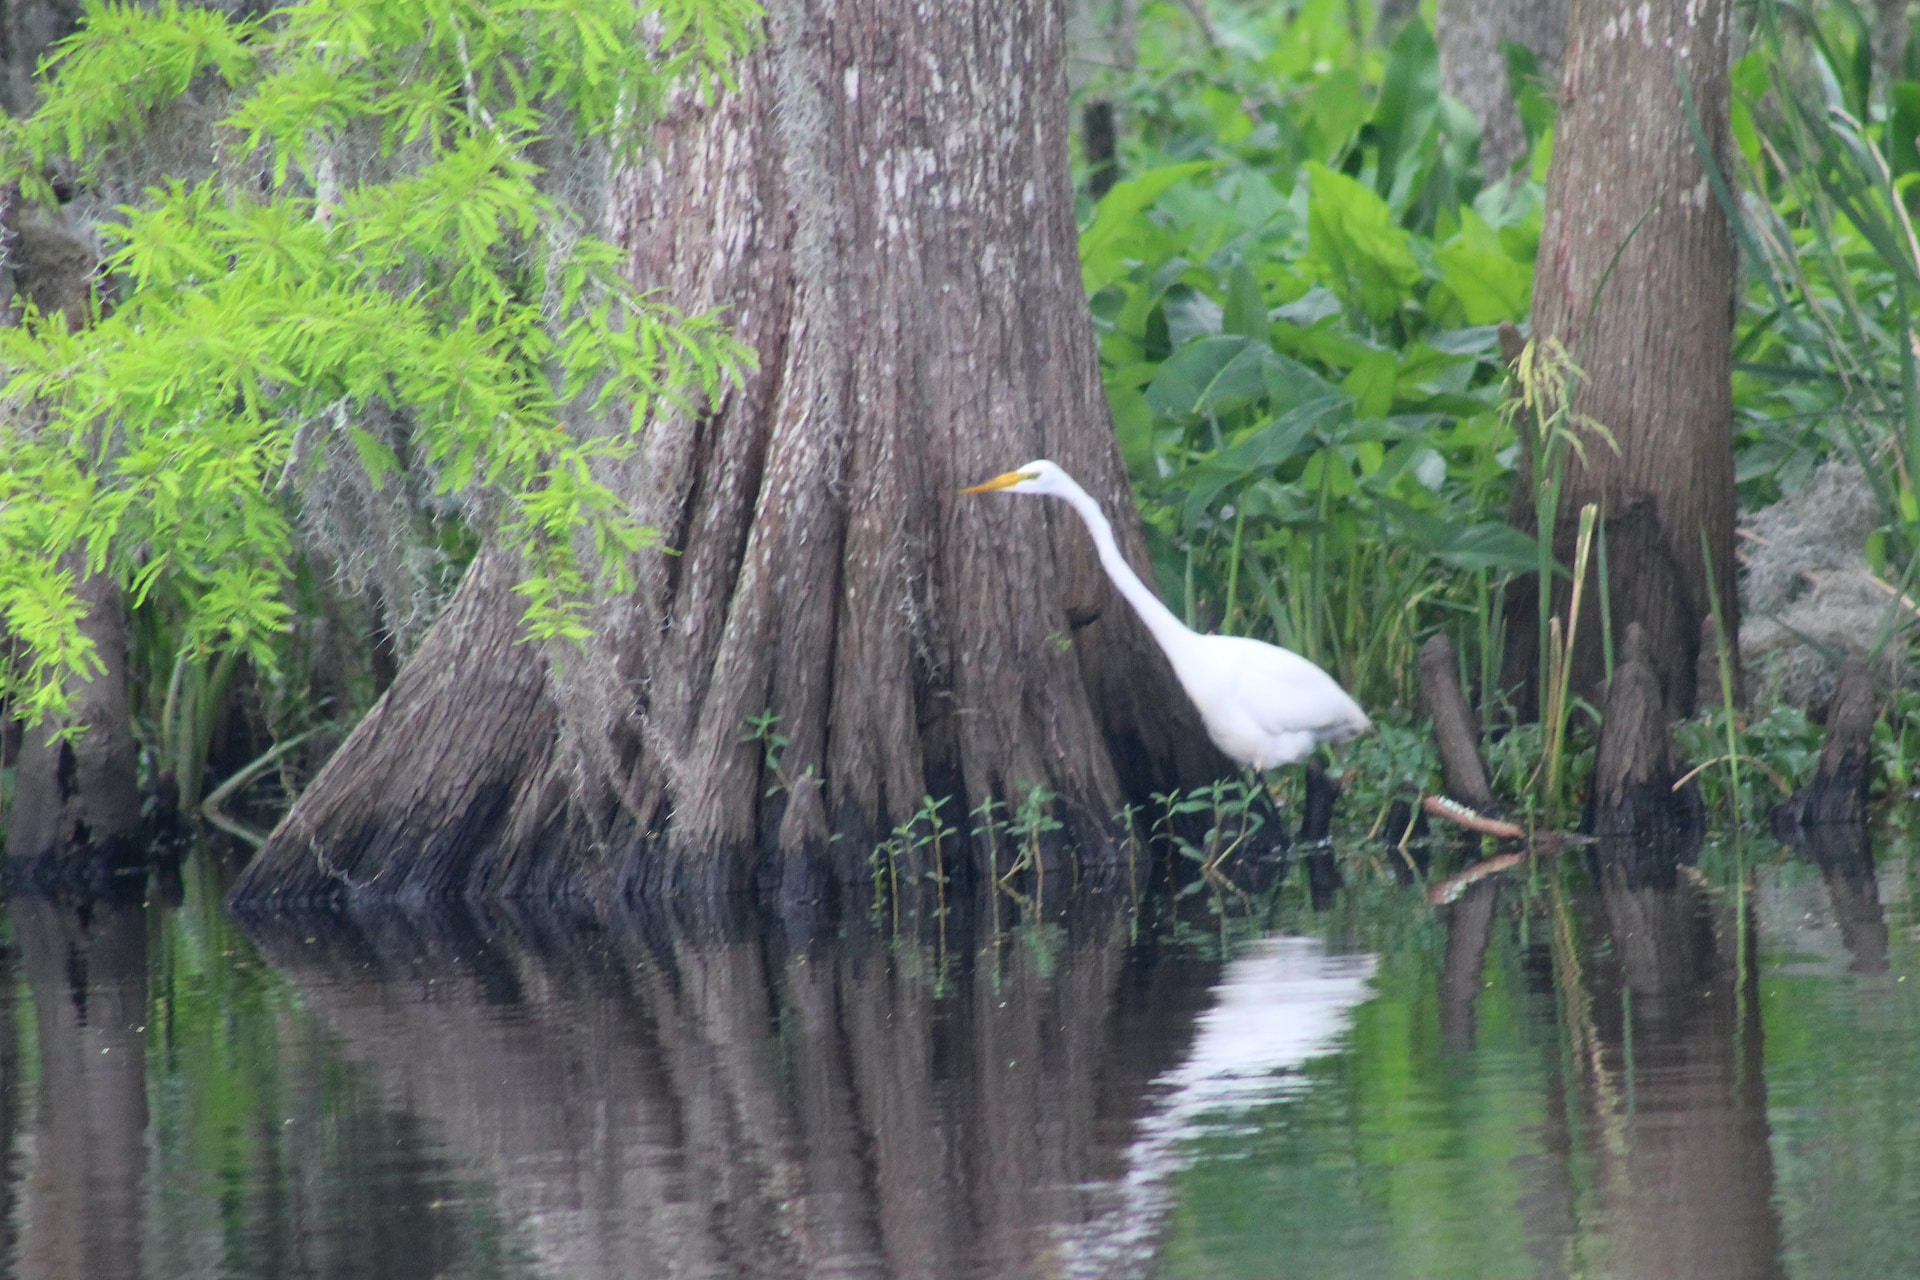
xmin=1 ymin=833 xmax=1917 ymax=1280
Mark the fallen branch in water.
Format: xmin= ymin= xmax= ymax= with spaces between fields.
xmin=1422 ymin=794 xmax=1526 ymax=839
xmin=1421 ymin=794 xmax=1595 ymax=905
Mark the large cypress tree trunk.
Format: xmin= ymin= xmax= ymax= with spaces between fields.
xmin=1502 ymin=0 xmax=1738 ymax=719
xmin=233 ymin=0 xmax=1222 ymax=904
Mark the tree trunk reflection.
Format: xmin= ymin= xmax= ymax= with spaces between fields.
xmin=1438 ymin=879 xmax=1498 ymax=1052
xmin=240 ymin=896 xmax=1214 ymax=1280
xmin=1788 ymin=821 xmax=1890 ymax=976
xmin=1585 ymin=861 xmax=1786 ymax=1280
xmin=13 ymin=898 xmax=148 ymax=1280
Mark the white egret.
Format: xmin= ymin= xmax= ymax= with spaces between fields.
xmin=962 ymin=459 xmax=1370 ymax=770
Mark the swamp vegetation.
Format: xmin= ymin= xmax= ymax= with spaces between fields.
xmin=0 ymin=4 xmax=1916 ymax=1276
xmin=0 ymin=0 xmax=1913 ymax=893
xmin=1075 ymin=0 xmax=1920 ymax=830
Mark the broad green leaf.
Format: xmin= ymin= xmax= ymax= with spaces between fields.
xmin=1304 ymin=163 xmax=1421 ymax=327
xmin=1079 ymin=160 xmax=1216 ymax=293
xmin=1376 ymin=496 xmax=1541 ymax=571
xmin=1503 ymin=38 xmax=1557 ymax=166
xmin=1297 ymin=68 xmax=1369 ymax=163
xmin=1892 ymin=82 xmax=1920 ymax=182
xmin=1223 ymin=260 xmax=1267 ymax=342
xmin=1262 ymin=351 xmax=1338 ymax=414
xmin=1146 ymin=334 xmax=1273 ymax=418
xmin=1108 ymin=384 xmax=1157 ymax=479
xmin=1430 ymin=521 xmax=1544 ymax=572
xmin=1179 ymin=395 xmax=1349 ymax=528
xmin=1342 ymin=348 xmax=1398 ymax=418
xmin=1435 ymin=208 xmax=1533 ymax=324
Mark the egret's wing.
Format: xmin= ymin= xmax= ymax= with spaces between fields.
xmin=1222 ymin=638 xmax=1368 ymax=739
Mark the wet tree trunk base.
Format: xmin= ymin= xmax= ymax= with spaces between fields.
xmin=1420 ymin=622 xmax=1708 ymax=884
xmin=1423 ymin=625 xmax=1887 ymax=898
xmin=1773 ymin=657 xmax=1887 ymax=970
xmin=1586 ymin=624 xmax=1704 ymax=878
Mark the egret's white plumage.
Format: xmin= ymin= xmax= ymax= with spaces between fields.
xmin=962 ymin=459 xmax=1370 ymax=769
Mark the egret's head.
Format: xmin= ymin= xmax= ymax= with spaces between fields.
xmin=960 ymin=459 xmax=1068 ymax=497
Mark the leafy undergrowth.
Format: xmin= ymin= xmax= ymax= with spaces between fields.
xmin=1078 ymin=3 xmax=1542 ymax=713
xmin=1074 ymin=0 xmax=1920 ymax=823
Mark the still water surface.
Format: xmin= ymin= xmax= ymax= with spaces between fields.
xmin=1 ymin=834 xmax=1917 ymax=1279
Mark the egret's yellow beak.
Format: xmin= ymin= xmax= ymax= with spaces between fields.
xmin=960 ymin=470 xmax=1031 ymax=494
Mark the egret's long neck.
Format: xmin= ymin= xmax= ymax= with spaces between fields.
xmin=1053 ymin=478 xmax=1194 ymax=653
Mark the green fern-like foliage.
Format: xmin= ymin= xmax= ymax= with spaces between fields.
xmin=0 ymin=0 xmax=759 ymax=727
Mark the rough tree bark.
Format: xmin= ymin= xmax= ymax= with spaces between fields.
xmin=233 ymin=0 xmax=1224 ymax=905
xmin=1503 ymin=0 xmax=1739 ymax=720
xmin=1589 ymin=622 xmax=1703 ymax=861
xmin=1436 ymin=0 xmax=1568 ymax=179
xmin=1416 ymin=633 xmax=1495 ymax=813
xmin=1776 ymin=655 xmax=1878 ymax=828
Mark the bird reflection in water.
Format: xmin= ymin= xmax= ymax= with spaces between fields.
xmin=1057 ymin=934 xmax=1377 ymax=1278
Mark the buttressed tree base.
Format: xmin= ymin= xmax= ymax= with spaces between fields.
xmin=234 ymin=0 xmax=1226 ymax=904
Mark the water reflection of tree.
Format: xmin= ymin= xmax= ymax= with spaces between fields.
xmin=1554 ymin=854 xmax=1785 ymax=1280
xmin=1420 ymin=845 xmax=1790 ymax=1280
xmin=1786 ymin=821 xmax=1890 ymax=976
xmin=0 ymin=871 xmax=527 ymax=1280
xmin=241 ymin=893 xmax=1218 ymax=1280
xmin=11 ymin=898 xmax=148 ymax=1280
